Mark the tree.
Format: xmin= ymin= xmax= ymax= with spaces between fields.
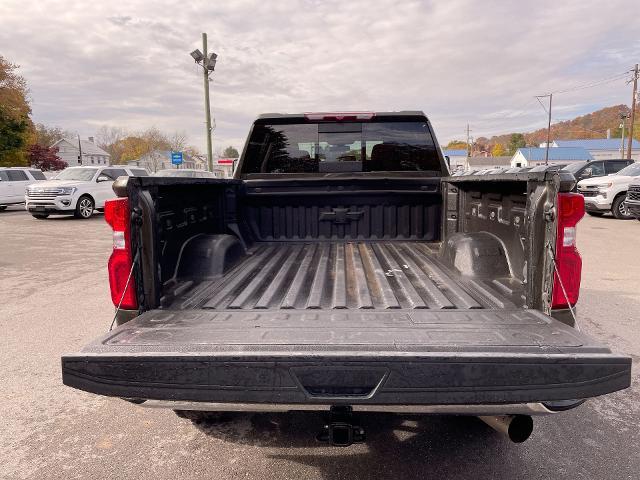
xmin=168 ymin=131 xmax=188 ymax=152
xmin=491 ymin=143 xmax=506 ymax=157
xmin=222 ymin=146 xmax=239 ymax=158
xmin=28 ymin=144 xmax=67 ymax=171
xmin=507 ymin=133 xmax=526 ymax=155
xmin=95 ymin=125 xmax=127 ymax=163
xmin=0 ymin=55 xmax=33 ymax=166
xmin=33 ymin=123 xmax=73 ymax=148
xmin=445 ymin=140 xmax=468 ymax=150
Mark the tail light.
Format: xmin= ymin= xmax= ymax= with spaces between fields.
xmin=104 ymin=198 xmax=138 ymax=310
xmin=552 ymin=192 xmax=584 ymax=309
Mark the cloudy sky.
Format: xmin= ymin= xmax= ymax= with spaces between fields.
xmin=2 ymin=0 xmax=639 ymax=151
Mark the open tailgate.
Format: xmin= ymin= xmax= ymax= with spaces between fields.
xmin=62 ymin=308 xmax=631 ymax=406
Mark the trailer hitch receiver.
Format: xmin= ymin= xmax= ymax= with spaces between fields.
xmin=317 ymin=406 xmax=365 ymax=447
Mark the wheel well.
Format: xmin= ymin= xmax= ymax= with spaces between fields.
xmin=77 ymin=193 xmax=95 ymax=205
xmin=614 ymin=191 xmax=627 ymax=200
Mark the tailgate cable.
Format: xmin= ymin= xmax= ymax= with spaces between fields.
xmin=109 ymin=250 xmax=140 ymax=332
xmin=547 ymin=245 xmax=580 ymax=330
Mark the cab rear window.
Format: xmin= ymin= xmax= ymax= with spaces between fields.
xmin=242 ymin=120 xmax=443 ymax=175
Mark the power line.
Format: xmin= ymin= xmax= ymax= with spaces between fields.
xmin=549 ymin=71 xmax=630 ymax=95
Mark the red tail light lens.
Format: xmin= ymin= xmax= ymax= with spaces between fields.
xmin=552 ymin=192 xmax=584 ymax=309
xmin=105 ymin=198 xmax=138 ymax=310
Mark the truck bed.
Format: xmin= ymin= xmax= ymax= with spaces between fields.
xmin=61 ymin=171 xmax=631 ymax=410
xmin=173 ymin=241 xmax=523 ymax=311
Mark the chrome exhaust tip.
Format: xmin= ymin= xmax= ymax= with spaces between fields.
xmin=478 ymin=415 xmax=533 ymax=443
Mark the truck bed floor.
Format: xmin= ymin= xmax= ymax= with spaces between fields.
xmin=174 ymin=242 xmax=523 ymax=311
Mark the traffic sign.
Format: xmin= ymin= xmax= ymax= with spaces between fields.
xmin=171 ymin=151 xmax=183 ymax=165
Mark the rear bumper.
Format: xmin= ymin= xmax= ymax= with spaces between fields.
xmin=138 ymin=400 xmax=561 ymax=415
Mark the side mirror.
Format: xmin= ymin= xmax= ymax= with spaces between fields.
xmin=96 ymin=175 xmax=111 ymax=183
xmin=444 ymin=155 xmax=451 ymax=167
xmin=581 ymin=168 xmax=592 ymax=178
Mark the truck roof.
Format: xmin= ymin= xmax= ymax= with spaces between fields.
xmin=256 ymin=111 xmax=427 ymax=121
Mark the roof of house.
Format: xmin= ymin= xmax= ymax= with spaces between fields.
xmin=516 ymin=147 xmax=593 ymax=161
xmin=53 ymin=138 xmax=110 ymax=156
xmin=552 ymin=139 xmax=640 ymax=150
xmin=467 ymin=156 xmax=512 ymax=167
xmin=442 ymin=149 xmax=468 ymax=157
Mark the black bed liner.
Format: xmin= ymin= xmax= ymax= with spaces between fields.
xmin=176 ymin=241 xmax=523 ymax=311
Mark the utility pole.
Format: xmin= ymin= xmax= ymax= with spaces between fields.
xmin=202 ymin=33 xmax=214 ymax=172
xmin=466 ymin=124 xmax=471 ymax=157
xmin=535 ymin=93 xmax=553 ymax=165
xmin=627 ymin=63 xmax=638 ymax=160
xmin=77 ymin=134 xmax=83 ymax=166
xmin=545 ymin=93 xmax=552 ymax=165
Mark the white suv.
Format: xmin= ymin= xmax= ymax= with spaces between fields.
xmin=25 ymin=166 xmax=148 ymax=219
xmin=577 ymin=162 xmax=640 ymax=219
xmin=0 ymin=167 xmax=46 ymax=210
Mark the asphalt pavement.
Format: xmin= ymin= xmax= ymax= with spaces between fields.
xmin=1 ymin=205 xmax=638 ymax=480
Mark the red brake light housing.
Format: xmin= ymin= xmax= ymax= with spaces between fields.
xmin=551 ymin=192 xmax=584 ymax=309
xmin=105 ymin=198 xmax=138 ymax=310
xmin=304 ymin=112 xmax=375 ymax=121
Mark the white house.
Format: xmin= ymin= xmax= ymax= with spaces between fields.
xmin=467 ymin=156 xmax=512 ymax=171
xmin=51 ymin=137 xmax=111 ymax=166
xmin=511 ymin=147 xmax=593 ymax=168
xmin=542 ymin=139 xmax=640 ymax=161
xmin=127 ymin=150 xmax=205 ymax=173
xmin=441 ymin=149 xmax=468 ymax=171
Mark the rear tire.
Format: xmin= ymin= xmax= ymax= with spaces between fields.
xmin=74 ymin=195 xmax=94 ymax=219
xmin=612 ymin=195 xmax=633 ymax=220
xmin=586 ymin=211 xmax=604 ymax=217
xmin=32 ymin=214 xmax=49 ymax=219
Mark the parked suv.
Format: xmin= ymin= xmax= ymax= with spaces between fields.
xmin=25 ymin=166 xmax=148 ymax=219
xmin=625 ymin=180 xmax=640 ymax=220
xmin=0 ymin=167 xmax=46 ymax=210
xmin=577 ymin=162 xmax=640 ymax=219
xmin=561 ymin=159 xmax=633 ymax=190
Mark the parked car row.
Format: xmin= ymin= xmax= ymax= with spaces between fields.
xmin=0 ymin=167 xmax=47 ymax=210
xmin=1 ymin=166 xmax=222 ymax=219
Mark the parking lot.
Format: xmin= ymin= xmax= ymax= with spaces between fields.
xmin=1 ymin=205 xmax=638 ymax=480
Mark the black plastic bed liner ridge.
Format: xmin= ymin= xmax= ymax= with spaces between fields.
xmin=173 ymin=241 xmax=524 ymax=311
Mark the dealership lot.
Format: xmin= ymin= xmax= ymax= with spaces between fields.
xmin=1 ymin=207 xmax=638 ymax=480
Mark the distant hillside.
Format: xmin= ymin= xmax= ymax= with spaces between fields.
xmin=471 ymin=104 xmax=639 ymax=155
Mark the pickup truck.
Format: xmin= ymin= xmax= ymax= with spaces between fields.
xmin=62 ymin=111 xmax=631 ymax=445
xmin=625 ymin=180 xmax=640 ymax=220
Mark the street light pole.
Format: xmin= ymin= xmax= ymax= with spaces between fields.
xmin=620 ymin=113 xmax=627 ymax=158
xmin=202 ymin=33 xmax=214 ymax=172
xmin=190 ymin=35 xmax=218 ymax=173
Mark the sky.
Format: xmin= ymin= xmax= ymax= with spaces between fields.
xmin=1 ymin=0 xmax=639 ymax=153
